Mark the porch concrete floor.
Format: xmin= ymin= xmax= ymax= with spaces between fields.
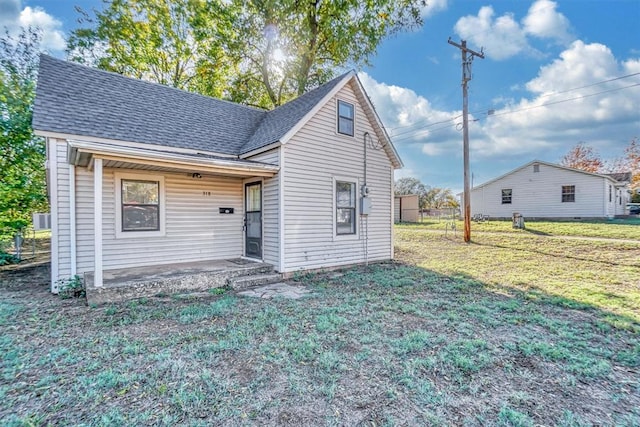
xmin=89 ymin=258 xmax=266 ymax=288
xmin=84 ymin=258 xmax=275 ymax=305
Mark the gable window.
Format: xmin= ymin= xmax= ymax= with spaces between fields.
xmin=561 ymin=185 xmax=575 ymax=203
xmin=501 ymin=189 xmax=512 ymax=204
xmin=337 ymin=100 xmax=354 ymax=136
xmin=336 ymin=180 xmax=356 ymax=234
xmin=533 ymin=164 xmax=540 ymax=173
xmin=116 ymin=172 xmax=165 ymax=238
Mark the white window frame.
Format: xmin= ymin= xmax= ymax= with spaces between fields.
xmin=501 ymin=188 xmax=512 ymax=204
xmin=336 ymin=99 xmax=355 ymax=137
xmin=561 ymin=185 xmax=575 ymax=203
xmin=333 ymin=176 xmax=359 ymax=240
xmin=115 ymin=171 xmax=166 ymax=239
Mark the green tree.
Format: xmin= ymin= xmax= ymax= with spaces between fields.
xmin=67 ymin=0 xmax=236 ymax=99
xmin=0 ymin=27 xmax=48 ymax=236
xmin=68 ymin=0 xmax=426 ymax=108
xmin=395 ymin=177 xmax=458 ymax=210
xmin=221 ymin=0 xmax=426 ymax=107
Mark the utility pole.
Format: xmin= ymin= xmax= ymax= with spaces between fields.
xmin=448 ymin=38 xmax=484 ymax=243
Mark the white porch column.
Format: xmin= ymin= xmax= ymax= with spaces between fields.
xmin=69 ymin=164 xmax=76 ymax=275
xmin=93 ymin=158 xmax=103 ymax=287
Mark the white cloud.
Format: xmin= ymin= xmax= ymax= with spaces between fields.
xmin=359 ymin=40 xmax=639 ymax=187
xmin=523 ymin=0 xmax=572 ymax=43
xmin=0 ymin=0 xmax=66 ymax=52
xmin=454 ymin=6 xmax=531 ymax=60
xmin=454 ymin=0 xmax=574 ymax=60
xmin=358 ymin=71 xmax=461 ymax=150
xmin=474 ymin=41 xmax=640 ymax=156
xmin=421 ymin=0 xmax=448 ymax=18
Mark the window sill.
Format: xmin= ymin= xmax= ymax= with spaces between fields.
xmin=115 ymin=230 xmax=166 ymax=239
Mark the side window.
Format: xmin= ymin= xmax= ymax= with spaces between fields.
xmin=501 ymin=189 xmax=512 ymax=204
xmin=336 ymin=181 xmax=356 ymax=235
xmin=337 ymin=100 xmax=354 ymax=136
xmin=561 ymin=185 xmax=575 ymax=203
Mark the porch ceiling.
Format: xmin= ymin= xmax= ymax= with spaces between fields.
xmin=67 ymin=139 xmax=279 ymax=178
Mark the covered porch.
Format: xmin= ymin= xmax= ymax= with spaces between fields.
xmin=84 ymin=258 xmax=280 ymax=305
xmin=62 ymin=139 xmax=279 ymax=299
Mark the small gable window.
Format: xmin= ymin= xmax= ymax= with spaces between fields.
xmin=533 ymin=164 xmax=540 ymax=173
xmin=337 ymin=100 xmax=354 ymax=136
xmin=501 ymin=189 xmax=512 ymax=204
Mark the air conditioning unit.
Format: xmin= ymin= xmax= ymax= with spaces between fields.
xmin=32 ymin=213 xmax=51 ymax=231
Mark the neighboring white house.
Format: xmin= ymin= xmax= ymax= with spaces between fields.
xmin=33 ymin=55 xmax=402 ymax=293
xmin=469 ymin=160 xmax=631 ymax=219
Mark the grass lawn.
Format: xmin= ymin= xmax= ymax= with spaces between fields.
xmin=414 ymin=218 xmax=640 ymax=240
xmin=1 ymin=224 xmax=639 ymax=426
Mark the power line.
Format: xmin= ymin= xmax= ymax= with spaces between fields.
xmin=487 ymin=83 xmax=640 ymax=118
xmin=390 ymin=80 xmax=640 ymax=142
xmin=389 ymin=72 xmax=640 ymax=134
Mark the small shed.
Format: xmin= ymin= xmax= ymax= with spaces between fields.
xmin=394 ymin=194 xmax=419 ymax=223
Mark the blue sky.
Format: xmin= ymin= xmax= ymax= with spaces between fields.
xmin=2 ymin=0 xmax=639 ymax=192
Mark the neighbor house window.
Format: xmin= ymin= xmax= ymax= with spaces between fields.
xmin=337 ymin=100 xmax=354 ymax=136
xmin=501 ymin=189 xmax=512 ymax=204
xmin=122 ymin=179 xmax=160 ymax=231
xmin=609 ymin=185 xmax=612 ymax=202
xmin=533 ymin=164 xmax=540 ymax=173
xmin=561 ymin=185 xmax=575 ymax=203
xmin=115 ymin=172 xmax=165 ymax=238
xmin=336 ymin=180 xmax=356 ymax=234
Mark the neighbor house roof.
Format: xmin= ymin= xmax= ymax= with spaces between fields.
xmin=472 ymin=160 xmax=625 ymax=190
xmin=33 ymin=55 xmax=402 ymax=168
xmin=604 ymin=172 xmax=632 ymax=183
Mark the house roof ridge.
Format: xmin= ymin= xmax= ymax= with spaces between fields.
xmin=39 ymin=54 xmax=267 ymax=114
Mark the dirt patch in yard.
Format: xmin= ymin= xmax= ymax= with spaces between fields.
xmin=1 ymin=260 xmax=639 ymax=426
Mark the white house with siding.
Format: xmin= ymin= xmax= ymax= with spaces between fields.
xmin=470 ymin=160 xmax=630 ymax=219
xmin=33 ymin=55 xmax=402 ymax=294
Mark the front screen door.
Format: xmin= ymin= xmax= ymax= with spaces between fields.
xmin=245 ymin=182 xmax=262 ymax=258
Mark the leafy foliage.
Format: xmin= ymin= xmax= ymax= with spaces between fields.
xmin=67 ymin=0 xmax=426 ymax=108
xmin=0 ymin=28 xmax=48 ymax=233
xmin=560 ymin=142 xmax=603 ymax=173
xmin=395 ymin=177 xmax=458 ymax=209
xmin=67 ymin=0 xmax=235 ymax=99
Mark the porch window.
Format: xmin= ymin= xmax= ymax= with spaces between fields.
xmin=122 ymin=180 xmax=160 ymax=231
xmin=561 ymin=185 xmax=575 ymax=203
xmin=501 ymin=189 xmax=512 ymax=204
xmin=336 ymin=180 xmax=356 ymax=235
xmin=115 ymin=172 xmax=165 ymax=238
xmin=337 ymin=100 xmax=354 ymax=136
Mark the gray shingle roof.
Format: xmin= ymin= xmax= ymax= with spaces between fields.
xmin=33 ymin=55 xmax=353 ymax=157
xmin=241 ymin=71 xmax=352 ymax=154
xmin=33 ymin=55 xmax=266 ymax=155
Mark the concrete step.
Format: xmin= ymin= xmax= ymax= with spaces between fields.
xmin=229 ymin=273 xmax=282 ymax=291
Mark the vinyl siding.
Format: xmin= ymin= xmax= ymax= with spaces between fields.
xmin=471 ymin=163 xmax=611 ymax=218
xmin=282 ymin=81 xmax=393 ymax=271
xmin=75 ymin=168 xmax=244 ymax=273
xmin=51 ymin=139 xmax=71 ymax=283
xmin=246 ymin=148 xmax=280 ymax=268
